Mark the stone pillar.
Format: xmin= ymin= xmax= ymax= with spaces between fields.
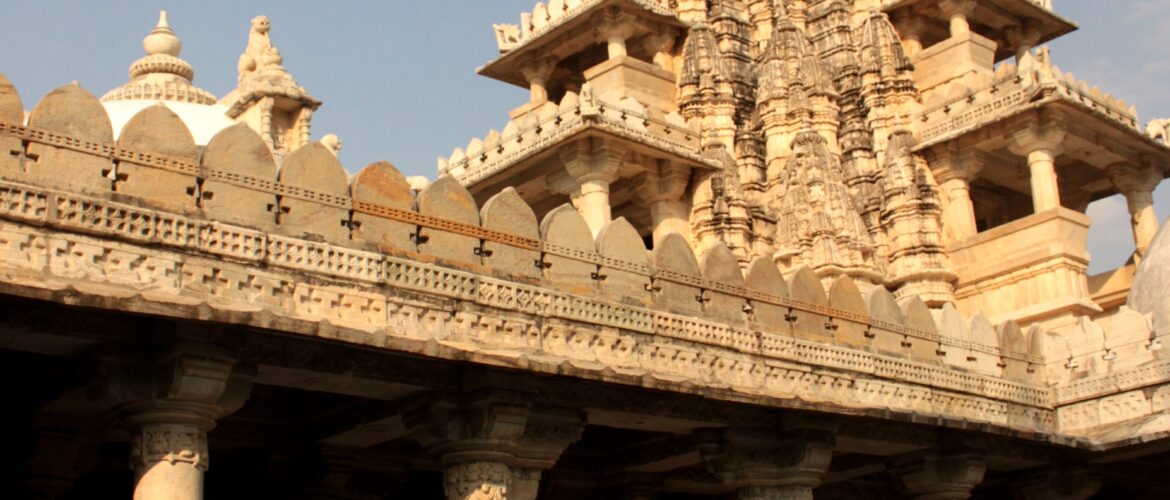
xmin=697 ymin=428 xmax=835 ymax=500
xmin=98 ymin=342 xmax=251 ymax=500
xmin=128 ymin=421 xmax=210 ymax=500
xmin=1004 ymin=21 xmax=1043 ymax=68
xmin=594 ymin=9 xmax=638 ymax=59
xmin=891 ymin=451 xmax=987 ymax=500
xmin=519 ymin=58 xmax=556 ymax=105
xmin=642 ymin=31 xmax=677 ymax=71
xmin=13 ymin=414 xmax=94 ymax=500
xmin=557 ymin=141 xmax=625 ymax=237
xmin=634 ymin=159 xmax=693 ymax=243
xmin=938 ymin=0 xmax=977 ymax=38
xmin=1011 ymin=465 xmax=1102 ymax=500
xmin=1108 ymin=162 xmax=1163 ymax=259
xmin=1010 ymin=112 xmax=1067 ymax=213
xmin=407 ymin=391 xmax=583 ymax=500
xmin=932 ymin=147 xmax=984 ymax=243
xmin=893 ymin=13 xmax=927 ymax=57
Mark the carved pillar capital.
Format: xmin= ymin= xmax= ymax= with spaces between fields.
xmin=938 ymin=0 xmax=977 ymax=37
xmin=633 ymin=159 xmax=692 ymax=203
xmin=1107 ymin=162 xmax=1162 ymax=203
xmin=1009 ymin=111 xmax=1068 ymax=212
xmin=1008 ymin=111 xmax=1067 ymax=157
xmin=593 ymin=7 xmax=639 ymax=58
xmin=930 ymin=146 xmax=984 ymax=184
xmin=98 ymin=340 xmax=251 ymax=500
xmin=558 ymin=140 xmax=626 ymax=235
xmin=893 ymin=12 xmax=928 ymax=56
xmin=891 ymin=451 xmax=987 ymax=500
xmin=641 ymin=29 xmax=678 ymax=70
xmin=1107 ymin=162 xmax=1164 ymax=256
xmin=408 ymin=391 xmax=583 ymax=499
xmin=697 ymin=427 xmax=835 ymax=499
xmin=1003 ymin=19 xmax=1043 ymax=59
xmin=1011 ymin=465 xmax=1102 ymax=500
xmin=519 ymin=57 xmax=557 ymax=104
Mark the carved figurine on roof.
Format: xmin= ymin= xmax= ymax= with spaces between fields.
xmin=219 ymin=15 xmax=322 ymax=158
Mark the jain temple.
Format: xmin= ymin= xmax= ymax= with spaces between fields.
xmin=3 ymin=1 xmax=1170 ymax=499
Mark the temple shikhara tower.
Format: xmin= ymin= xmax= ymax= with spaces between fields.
xmin=3 ymin=2 xmax=1170 ymax=499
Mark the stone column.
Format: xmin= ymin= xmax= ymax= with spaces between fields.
xmin=98 ymin=342 xmax=251 ymax=500
xmin=697 ymin=428 xmax=835 ymax=500
xmin=557 ymin=141 xmax=625 ymax=237
xmin=642 ymin=31 xmax=677 ymax=71
xmin=594 ymin=9 xmax=638 ymax=59
xmin=1010 ymin=113 xmax=1067 ymax=213
xmin=14 ymin=414 xmax=94 ymax=500
xmin=893 ymin=13 xmax=927 ymax=58
xmin=891 ymin=451 xmax=987 ymax=500
xmin=938 ymin=0 xmax=977 ymax=38
xmin=1004 ymin=21 xmax=1043 ymax=68
xmin=408 ymin=391 xmax=583 ymax=500
xmin=932 ymin=147 xmax=984 ymax=243
xmin=1011 ymin=465 xmax=1101 ymax=500
xmin=634 ymin=159 xmax=693 ymax=244
xmin=1108 ymin=163 xmax=1163 ymax=259
xmin=520 ymin=58 xmax=556 ymax=106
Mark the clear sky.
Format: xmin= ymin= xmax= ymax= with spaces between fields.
xmin=1 ymin=1 xmax=1166 ymax=274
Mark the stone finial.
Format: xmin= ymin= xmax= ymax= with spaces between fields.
xmin=101 ymin=11 xmax=215 ymax=105
xmin=144 ymin=11 xmax=181 ymax=57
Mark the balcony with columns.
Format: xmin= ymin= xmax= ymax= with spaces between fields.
xmin=920 ymin=89 xmax=1168 ymax=332
xmin=444 ymin=0 xmax=720 ymax=240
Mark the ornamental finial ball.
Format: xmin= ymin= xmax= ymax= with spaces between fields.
xmin=143 ymin=11 xmax=182 ymax=57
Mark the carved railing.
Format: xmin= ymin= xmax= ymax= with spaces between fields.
xmin=440 ymin=90 xmax=704 ymax=186
xmin=882 ymin=0 xmax=1054 ymax=11
xmin=493 ymin=0 xmax=675 ymax=53
xmin=917 ymin=59 xmax=1140 ymax=144
xmin=2 ymin=77 xmax=1163 ymax=440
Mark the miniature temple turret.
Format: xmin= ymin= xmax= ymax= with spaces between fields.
xmin=219 ymin=15 xmax=321 ymax=159
xmin=880 ymin=131 xmax=956 ymax=305
xmin=756 ymin=16 xmax=840 ymax=192
xmin=679 ymin=22 xmax=736 ymax=148
xmin=771 ymin=131 xmax=879 ymax=284
xmin=857 ymin=11 xmax=918 ymax=162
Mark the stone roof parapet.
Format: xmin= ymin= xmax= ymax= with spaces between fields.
xmin=438 ymin=89 xmax=714 ymax=187
xmin=493 ymin=0 xmax=675 ymax=55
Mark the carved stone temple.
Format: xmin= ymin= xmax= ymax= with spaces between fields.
xmin=3 ymin=2 xmax=1170 ymax=498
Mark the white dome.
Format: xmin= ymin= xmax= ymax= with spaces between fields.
xmin=100 ymin=12 xmax=235 ymax=146
xmin=103 ymin=99 xmax=235 ymax=145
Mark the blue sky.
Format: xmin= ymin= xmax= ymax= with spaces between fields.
xmin=1 ymin=1 xmax=1166 ymax=273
